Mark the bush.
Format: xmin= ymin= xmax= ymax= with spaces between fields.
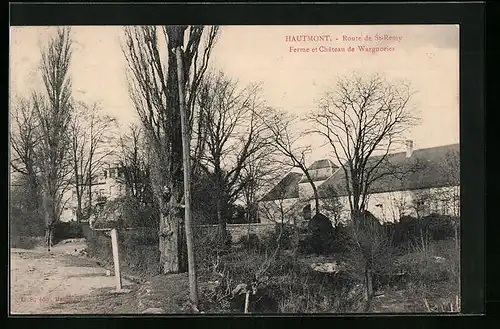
xmin=384 ymin=214 xmax=459 ymax=250
xmin=262 ymin=224 xmax=297 ymax=250
xmin=395 ymin=240 xmax=458 ymax=284
xmin=194 ymin=227 xmax=233 ymax=273
xmin=93 ymin=196 xmax=158 ymax=229
xmin=304 ymin=213 xmax=334 ymax=254
xmin=81 ymin=223 xmax=160 ymax=277
xmin=10 ymin=236 xmax=44 ymax=249
xmin=424 ymin=214 xmax=456 ymax=241
xmin=236 ymin=224 xmax=298 ymax=254
xmin=199 ymin=240 xmax=363 ymax=313
xmin=53 ymin=221 xmax=83 ymax=244
xmin=238 ymin=233 xmax=261 ymax=250
xmin=9 ymin=205 xmax=45 ymax=242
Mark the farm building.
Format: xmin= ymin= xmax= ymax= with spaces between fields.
xmin=258 ymin=141 xmax=460 ymax=225
xmin=60 ymin=164 xmax=127 ymax=222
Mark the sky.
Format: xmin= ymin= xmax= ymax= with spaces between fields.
xmin=10 ymin=25 xmax=459 ymax=165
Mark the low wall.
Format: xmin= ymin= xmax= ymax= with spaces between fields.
xmin=196 ymin=221 xmax=309 ymax=242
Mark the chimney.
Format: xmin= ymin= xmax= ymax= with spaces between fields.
xmin=405 ymin=140 xmax=414 ymax=158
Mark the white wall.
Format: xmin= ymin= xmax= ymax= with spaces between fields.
xmin=320 ymin=185 xmax=460 ymax=224
xmin=258 ymin=198 xmax=298 ymax=224
xmin=58 ymin=174 xmax=126 ymax=222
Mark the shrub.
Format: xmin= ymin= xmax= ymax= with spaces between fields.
xmin=306 ymin=213 xmax=334 ymax=254
xmin=261 ymin=224 xmax=297 ymax=251
xmin=194 ymin=227 xmax=233 ymax=273
xmin=81 ymin=223 xmax=160 ymax=277
xmin=384 ymin=214 xmax=458 ymax=251
xmin=331 ymin=224 xmax=350 ymax=253
xmin=9 ymin=205 xmax=45 ymax=243
xmin=93 ymin=196 xmax=158 ymax=229
xmin=53 ymin=221 xmax=83 ymax=244
xmin=10 ymin=236 xmax=44 ymax=249
xmin=424 ymin=214 xmax=456 ymax=241
xmin=394 ymin=241 xmax=459 ymax=285
xmin=238 ymin=233 xmax=262 ymax=250
xmin=199 ymin=241 xmax=364 ymax=313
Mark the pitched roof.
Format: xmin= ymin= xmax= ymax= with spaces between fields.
xmin=260 ymin=172 xmax=303 ymax=201
xmin=317 ymin=143 xmax=460 ymax=198
xmin=298 ymin=159 xmax=339 ymax=183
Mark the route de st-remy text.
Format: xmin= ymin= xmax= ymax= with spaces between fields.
xmin=285 ymin=34 xmax=403 ymax=54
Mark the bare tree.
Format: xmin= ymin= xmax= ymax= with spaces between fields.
xmin=265 ymin=110 xmax=322 ymax=216
xmin=196 ymin=71 xmax=274 ymax=241
xmin=407 ymin=149 xmax=460 ymax=253
xmin=440 ymin=149 xmax=460 ymax=215
xmin=32 ymin=27 xmax=75 ymax=250
xmin=319 ymin=185 xmax=344 ymax=228
xmin=441 ymin=149 xmax=460 ymax=252
xmin=69 ymin=101 xmax=117 ymax=223
xmin=116 ymin=123 xmax=153 ymax=205
xmin=308 ymin=72 xmax=419 ymax=305
xmin=123 ymin=25 xmax=219 ymax=274
xmin=259 ymin=181 xmax=296 ymax=225
xmin=10 ymin=97 xmax=41 ymax=217
xmin=240 ymin=151 xmax=282 ymax=225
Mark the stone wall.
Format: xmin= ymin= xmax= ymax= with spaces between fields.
xmin=196 ymin=223 xmax=275 ymax=242
xmin=196 ymin=221 xmax=309 ymax=243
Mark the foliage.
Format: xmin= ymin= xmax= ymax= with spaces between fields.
xmin=236 ymin=223 xmax=297 ymax=253
xmin=306 ymin=213 xmax=335 ymax=254
xmin=53 ymin=221 xmax=83 ymax=244
xmin=384 ymin=214 xmax=458 ymax=249
xmin=237 ymin=233 xmax=262 ymax=251
xmin=81 ymin=223 xmax=160 ymax=278
xmin=10 ymin=178 xmax=45 ymax=239
xmin=93 ymin=195 xmax=158 ymax=229
xmin=198 ymin=247 xmax=362 ymax=313
xmin=116 ymin=123 xmax=153 ymax=205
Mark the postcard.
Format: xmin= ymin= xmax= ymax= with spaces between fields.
xmin=9 ymin=24 xmax=461 ymax=315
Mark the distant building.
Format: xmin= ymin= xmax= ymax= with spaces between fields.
xmin=258 ymin=142 xmax=460 ymax=225
xmin=60 ymin=164 xmax=126 ymax=222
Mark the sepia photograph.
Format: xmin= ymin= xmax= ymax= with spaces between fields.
xmin=9 ymin=24 xmax=460 ymax=315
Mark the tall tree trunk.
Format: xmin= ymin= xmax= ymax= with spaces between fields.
xmin=216 ymin=194 xmax=227 ymax=241
xmin=214 ymin=162 xmax=227 ymax=241
xmin=310 ymin=181 xmax=320 ymax=216
xmin=301 ymin=167 xmax=320 ymax=216
xmin=43 ymin=194 xmax=55 ymax=251
xmin=87 ymin=169 xmax=93 ymax=220
xmin=176 ymin=43 xmax=199 ymax=307
xmin=75 ymin=186 xmax=82 ymax=224
xmin=155 ymin=174 xmax=187 ymax=274
xmin=156 ymin=31 xmax=188 ymax=273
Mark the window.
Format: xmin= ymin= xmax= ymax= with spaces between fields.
xmin=302 ymin=204 xmax=312 ymax=220
xmin=103 ymin=170 xmax=108 ymax=179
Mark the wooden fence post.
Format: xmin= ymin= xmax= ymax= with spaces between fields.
xmin=110 ymin=228 xmax=122 ymax=291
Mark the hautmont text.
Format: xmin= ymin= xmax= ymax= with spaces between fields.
xmin=285 ymin=35 xmax=332 ymax=42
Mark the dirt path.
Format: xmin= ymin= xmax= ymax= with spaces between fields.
xmin=10 ymin=240 xmax=137 ymax=314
